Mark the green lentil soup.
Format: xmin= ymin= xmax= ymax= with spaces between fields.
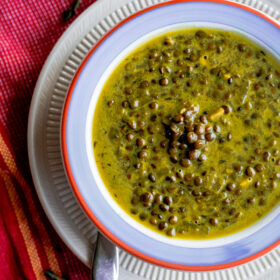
xmin=93 ymin=28 xmax=280 ymax=239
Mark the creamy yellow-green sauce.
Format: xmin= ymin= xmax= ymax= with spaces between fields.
xmin=93 ymin=28 xmax=280 ymax=239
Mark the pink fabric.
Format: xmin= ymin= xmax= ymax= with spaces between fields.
xmin=0 ymin=1 xmax=97 ymax=279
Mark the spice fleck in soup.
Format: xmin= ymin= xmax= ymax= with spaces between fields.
xmin=93 ymin=28 xmax=280 ymax=239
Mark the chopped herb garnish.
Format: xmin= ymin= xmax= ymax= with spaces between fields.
xmin=62 ymin=0 xmax=81 ymax=20
xmin=44 ymin=270 xmax=67 ymax=280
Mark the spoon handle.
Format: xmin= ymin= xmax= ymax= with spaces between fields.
xmin=91 ymin=232 xmax=119 ymax=280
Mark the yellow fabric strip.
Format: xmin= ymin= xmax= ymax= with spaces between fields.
xmin=0 ymin=134 xmax=62 ymax=277
xmin=0 ymin=169 xmax=43 ymax=279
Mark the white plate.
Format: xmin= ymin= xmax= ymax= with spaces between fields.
xmin=28 ymin=0 xmax=280 ymax=279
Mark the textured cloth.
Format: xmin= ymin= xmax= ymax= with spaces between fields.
xmin=0 ymin=1 xmax=96 ymax=279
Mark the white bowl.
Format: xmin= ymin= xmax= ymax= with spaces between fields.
xmin=61 ymin=0 xmax=280 ymax=271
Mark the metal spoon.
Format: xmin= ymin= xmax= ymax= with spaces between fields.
xmin=91 ymin=232 xmax=119 ymax=280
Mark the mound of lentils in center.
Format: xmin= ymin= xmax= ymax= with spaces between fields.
xmin=93 ymin=28 xmax=280 ymax=239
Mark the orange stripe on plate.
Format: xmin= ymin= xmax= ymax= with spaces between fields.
xmin=0 ymin=169 xmax=43 ymax=279
xmin=0 ymin=134 xmax=62 ymax=276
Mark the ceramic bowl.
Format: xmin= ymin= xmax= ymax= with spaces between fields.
xmin=61 ymin=0 xmax=280 ymax=271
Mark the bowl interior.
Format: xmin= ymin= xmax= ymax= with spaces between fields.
xmin=86 ymin=21 xmax=280 ymax=247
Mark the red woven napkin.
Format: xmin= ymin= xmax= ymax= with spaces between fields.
xmin=0 ymin=1 xmax=97 ymax=279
